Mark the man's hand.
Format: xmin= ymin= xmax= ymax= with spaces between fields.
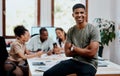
xmin=47 ymin=50 xmax=53 ymax=55
xmin=36 ymin=51 xmax=43 ymax=57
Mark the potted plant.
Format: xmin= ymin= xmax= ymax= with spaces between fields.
xmin=93 ymin=18 xmax=116 ymax=57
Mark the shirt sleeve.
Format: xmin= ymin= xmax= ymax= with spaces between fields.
xmin=48 ymin=38 xmax=54 ymax=50
xmin=90 ymin=26 xmax=101 ymax=42
xmin=66 ymin=28 xmax=73 ymax=43
xmin=12 ymin=43 xmax=24 ymax=54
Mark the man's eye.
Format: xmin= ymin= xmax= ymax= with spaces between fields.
xmin=80 ymin=12 xmax=84 ymax=14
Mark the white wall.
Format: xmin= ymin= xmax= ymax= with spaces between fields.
xmin=88 ymin=0 xmax=113 ymax=60
xmin=88 ymin=0 xmax=113 ymax=23
xmin=110 ymin=0 xmax=120 ymax=64
xmin=88 ymin=0 xmax=120 ymax=64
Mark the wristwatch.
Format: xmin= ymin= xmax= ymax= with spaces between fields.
xmin=70 ymin=45 xmax=74 ymax=51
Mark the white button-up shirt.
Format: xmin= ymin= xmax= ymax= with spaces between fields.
xmin=26 ymin=35 xmax=54 ymax=52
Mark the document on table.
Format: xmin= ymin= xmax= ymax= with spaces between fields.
xmin=33 ymin=60 xmax=60 ymax=72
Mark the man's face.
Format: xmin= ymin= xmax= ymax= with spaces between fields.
xmin=40 ymin=31 xmax=48 ymax=41
xmin=72 ymin=8 xmax=86 ymax=24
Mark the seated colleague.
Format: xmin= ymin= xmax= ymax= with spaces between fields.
xmin=5 ymin=25 xmax=42 ymax=76
xmin=53 ymin=27 xmax=66 ymax=54
xmin=26 ymin=27 xmax=54 ymax=55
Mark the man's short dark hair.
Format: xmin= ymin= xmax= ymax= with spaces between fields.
xmin=72 ymin=3 xmax=86 ymax=12
xmin=14 ymin=25 xmax=28 ymax=37
xmin=39 ymin=27 xmax=47 ymax=34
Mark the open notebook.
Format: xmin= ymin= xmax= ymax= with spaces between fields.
xmin=35 ymin=66 xmax=52 ymax=72
xmin=33 ymin=61 xmax=60 ymax=72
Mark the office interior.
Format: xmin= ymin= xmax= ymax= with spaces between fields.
xmin=0 ymin=0 xmax=120 ymax=67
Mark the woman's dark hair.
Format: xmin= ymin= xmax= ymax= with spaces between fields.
xmin=55 ymin=27 xmax=66 ymax=47
xmin=72 ymin=3 xmax=86 ymax=12
xmin=14 ymin=25 xmax=28 ymax=37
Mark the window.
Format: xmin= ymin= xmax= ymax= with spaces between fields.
xmin=2 ymin=0 xmax=40 ymax=38
xmin=2 ymin=0 xmax=87 ymax=38
xmin=53 ymin=0 xmax=88 ymax=32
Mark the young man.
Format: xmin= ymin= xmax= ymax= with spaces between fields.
xmin=43 ymin=3 xmax=100 ymax=76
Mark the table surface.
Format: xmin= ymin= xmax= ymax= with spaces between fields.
xmin=27 ymin=54 xmax=120 ymax=76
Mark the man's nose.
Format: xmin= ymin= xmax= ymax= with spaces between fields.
xmin=78 ymin=13 xmax=82 ymax=16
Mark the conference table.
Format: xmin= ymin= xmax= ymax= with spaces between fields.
xmin=27 ymin=54 xmax=120 ymax=76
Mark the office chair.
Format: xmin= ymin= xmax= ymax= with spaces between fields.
xmin=0 ymin=36 xmax=16 ymax=76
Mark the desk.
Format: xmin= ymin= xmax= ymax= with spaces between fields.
xmin=28 ymin=54 xmax=71 ymax=76
xmin=96 ymin=61 xmax=120 ymax=76
xmin=27 ymin=54 xmax=120 ymax=76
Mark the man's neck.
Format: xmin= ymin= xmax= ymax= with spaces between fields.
xmin=40 ymin=38 xmax=45 ymax=43
xmin=77 ymin=22 xmax=87 ymax=29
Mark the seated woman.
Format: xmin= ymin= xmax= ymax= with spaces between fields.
xmin=4 ymin=25 xmax=43 ymax=76
xmin=52 ymin=27 xmax=66 ymax=54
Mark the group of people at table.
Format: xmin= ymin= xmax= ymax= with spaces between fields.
xmin=4 ymin=3 xmax=100 ymax=76
xmin=26 ymin=27 xmax=66 ymax=55
xmin=5 ymin=26 xmax=66 ymax=76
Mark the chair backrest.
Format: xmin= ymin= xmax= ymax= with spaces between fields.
xmin=0 ymin=36 xmax=8 ymax=75
xmin=0 ymin=36 xmax=8 ymax=62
